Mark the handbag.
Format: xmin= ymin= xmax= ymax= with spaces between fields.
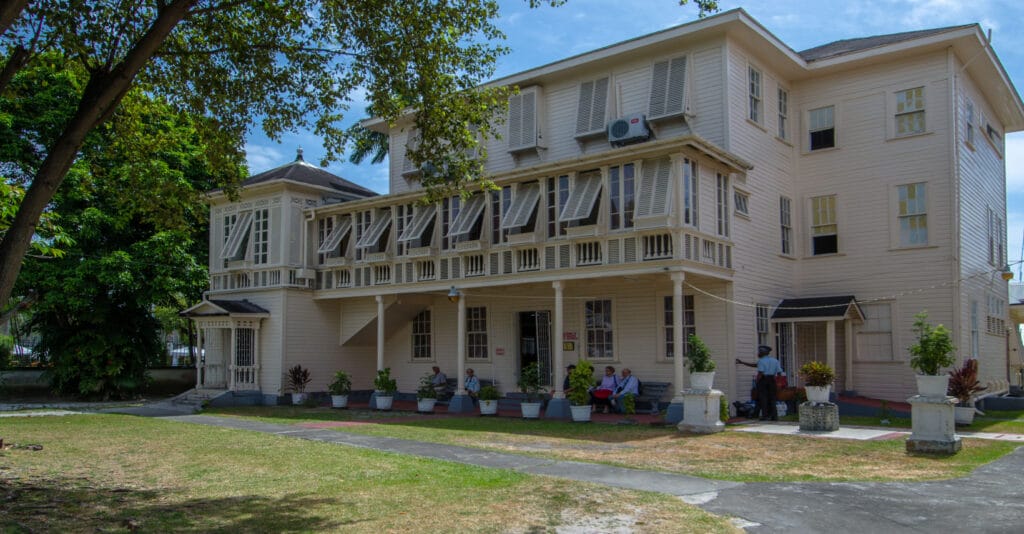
xmin=593 ymin=389 xmax=612 ymax=399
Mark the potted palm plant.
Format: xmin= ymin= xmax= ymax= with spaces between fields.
xmin=567 ymin=360 xmax=594 ymax=422
xmin=373 ymin=367 xmax=398 ymax=411
xmin=285 ymin=365 xmax=312 ymax=405
xmin=416 ymin=372 xmax=438 ymax=413
xmin=518 ymin=362 xmax=544 ymax=419
xmin=478 ymin=385 xmax=500 ymax=415
xmin=328 ymin=370 xmax=352 ymax=408
xmin=799 ymin=361 xmax=835 ymax=404
xmin=687 ymin=334 xmax=716 ymax=390
xmin=948 ymin=358 xmax=986 ymax=425
xmin=908 ymin=312 xmax=956 ymax=397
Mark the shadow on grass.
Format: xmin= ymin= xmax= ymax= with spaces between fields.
xmin=0 ymin=476 xmax=367 ymax=533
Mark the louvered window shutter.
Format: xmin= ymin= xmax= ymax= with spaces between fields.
xmin=402 ymin=130 xmax=421 ymax=175
xmin=590 ymin=77 xmax=609 ymax=132
xmin=318 ymin=216 xmax=352 ymax=253
xmin=508 ymin=93 xmax=524 ymax=149
xmin=221 ymin=211 xmax=254 ymax=259
xmin=576 ymin=81 xmax=594 ymax=135
xmin=559 ymin=174 xmax=603 ymax=222
xmin=649 ymin=56 xmax=686 ymax=119
xmin=636 ymin=157 xmax=672 ymax=218
xmin=649 ymin=60 xmax=669 ymax=118
xmin=501 ymin=183 xmax=541 ymax=229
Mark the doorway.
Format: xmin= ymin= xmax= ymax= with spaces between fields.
xmin=518 ymin=311 xmax=552 ymax=386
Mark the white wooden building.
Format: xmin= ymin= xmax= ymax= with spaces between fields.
xmin=185 ymin=9 xmax=1023 ymax=408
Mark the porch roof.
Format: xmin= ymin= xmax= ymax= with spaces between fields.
xmin=771 ymin=296 xmax=863 ymax=321
xmin=180 ymin=299 xmax=270 ymax=318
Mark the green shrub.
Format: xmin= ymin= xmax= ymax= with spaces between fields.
xmin=327 ymin=371 xmax=351 ymax=395
xmin=623 ymin=393 xmax=636 ymax=415
xmin=285 ymin=365 xmax=311 ymax=393
xmin=417 ymin=373 xmax=438 ymax=400
xmin=799 ymin=361 xmax=835 ymax=387
xmin=686 ymin=334 xmax=716 ymax=373
xmin=374 ymin=368 xmax=397 ymax=394
xmin=478 ymin=385 xmax=500 ymax=401
xmin=567 ymin=360 xmax=594 ymax=406
xmin=518 ymin=362 xmax=544 ymax=403
xmin=908 ymin=312 xmax=955 ymax=375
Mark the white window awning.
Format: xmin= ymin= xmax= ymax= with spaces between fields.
xmin=560 ymin=172 xmax=602 ymax=222
xmin=447 ymin=194 xmax=486 ymax=238
xmin=220 ymin=211 xmax=253 ymax=259
xmin=635 ymin=157 xmax=673 ymax=218
xmin=317 ymin=216 xmax=352 ymax=254
xmin=356 ymin=209 xmax=392 ymax=249
xmin=501 ymin=182 xmax=541 ymax=229
xmin=398 ymin=204 xmax=437 ymax=242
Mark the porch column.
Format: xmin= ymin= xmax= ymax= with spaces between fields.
xmin=844 ymin=318 xmax=855 ymax=393
xmin=229 ymin=323 xmax=237 ymax=391
xmin=826 ymin=320 xmax=836 ymax=401
xmin=448 ymin=290 xmax=474 ymax=413
xmin=546 ymin=281 xmax=570 ymax=418
xmin=195 ymin=325 xmax=204 ymax=389
xmin=666 ymin=272 xmax=686 ymax=424
xmin=376 ymin=295 xmax=385 ymax=371
xmin=252 ymin=324 xmax=261 ymax=391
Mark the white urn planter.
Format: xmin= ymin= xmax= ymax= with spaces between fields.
xmin=417 ymin=398 xmax=437 ymax=413
xmin=330 ymin=395 xmax=349 ymax=408
xmin=570 ymin=404 xmax=592 ymax=422
xmin=479 ymin=399 xmax=499 ymax=415
xmin=690 ymin=371 xmax=716 ymax=391
xmin=375 ymin=394 xmax=394 ymax=411
xmin=291 ymin=392 xmax=307 ymax=405
xmin=805 ymin=385 xmax=831 ymax=404
xmin=954 ymin=406 xmax=976 ymax=425
xmin=520 ymin=402 xmax=542 ymax=419
xmin=916 ymin=375 xmax=950 ymax=398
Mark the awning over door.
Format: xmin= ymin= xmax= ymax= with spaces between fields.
xmin=771 ymin=295 xmax=863 ymax=322
xmin=180 ymin=299 xmax=270 ymax=318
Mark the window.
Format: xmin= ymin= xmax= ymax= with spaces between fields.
xmin=501 ymin=182 xmax=540 ymax=233
xmin=857 ymin=302 xmax=894 ymax=361
xmin=748 ymin=66 xmax=762 ymax=123
xmin=222 ymin=213 xmax=237 ymax=267
xmin=987 ymin=207 xmax=1004 ymax=266
xmin=970 ymin=300 xmax=979 ymax=358
xmin=716 ymin=173 xmax=730 ymax=237
xmin=663 ymin=295 xmax=695 ymax=359
xmin=734 ymin=190 xmax=749 ymax=217
xmin=508 ymin=87 xmax=540 ymax=151
xmin=354 ymin=211 xmax=371 ymax=260
xmin=986 ymin=123 xmax=1003 ymax=155
xmin=252 ymin=208 xmax=270 ymax=264
xmin=609 ymin=163 xmax=635 ymax=230
xmin=987 ymin=295 xmax=1007 ymax=336
xmin=778 ymin=87 xmax=789 ymax=139
xmin=584 ymin=299 xmax=613 ymax=360
xmin=412 ymin=310 xmax=432 ymax=360
xmin=779 ymin=196 xmax=792 ymax=255
xmin=547 ymin=175 xmax=569 ymax=237
xmin=809 ymin=106 xmax=835 ymax=150
xmin=448 ymin=194 xmax=486 ymax=241
xmin=965 ymin=99 xmax=975 ymax=146
xmin=318 ymin=216 xmax=352 ymax=261
xmin=491 ymin=186 xmax=511 ymax=244
xmin=756 ymin=304 xmax=770 ymax=347
xmin=355 ymin=208 xmax=392 ymax=252
xmin=560 ymin=169 xmax=602 ymax=225
xmin=811 ymin=195 xmax=837 ymax=255
xmin=442 ymin=196 xmax=460 ymax=250
xmin=682 ymin=159 xmax=698 ymax=227
xmin=397 ymin=205 xmax=436 ymax=248
xmin=635 ymin=157 xmax=671 ymax=220
xmin=895 ymin=87 xmax=925 ymax=136
xmin=649 ymin=56 xmax=687 ymax=120
xmin=221 ymin=211 xmax=252 ymax=261
xmin=467 ymin=307 xmax=488 ymax=360
xmin=401 ymin=129 xmax=421 ymax=177
xmin=576 ymin=77 xmax=610 ymax=136
xmin=235 ymin=328 xmax=255 ymax=368
xmin=395 ymin=204 xmax=413 ymax=256
xmin=897 ymin=183 xmax=927 ymax=246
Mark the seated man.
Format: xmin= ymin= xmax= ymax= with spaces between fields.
xmin=589 ymin=365 xmax=618 ymax=413
xmin=609 ymin=368 xmax=639 ymax=414
xmin=430 ymin=366 xmax=448 ymax=396
xmin=464 ymin=368 xmax=480 ymax=402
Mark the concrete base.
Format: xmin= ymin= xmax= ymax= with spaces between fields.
xmin=664 ymin=400 xmax=684 ymax=425
xmin=447 ymin=394 xmax=475 ymax=414
xmin=906 ymin=394 xmax=960 ymax=454
xmin=544 ymin=397 xmax=571 ymax=419
xmin=677 ymin=389 xmax=724 ymax=434
xmin=799 ymin=402 xmax=839 ymax=431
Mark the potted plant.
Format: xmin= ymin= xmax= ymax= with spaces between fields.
xmin=416 ymin=372 xmax=438 ymax=413
xmin=567 ymin=360 xmax=594 ymax=422
xmin=908 ymin=312 xmax=956 ymax=397
xmin=285 ymin=364 xmax=312 ymax=405
xmin=373 ymin=367 xmax=398 ymax=411
xmin=799 ymin=361 xmax=835 ymax=404
xmin=516 ymin=362 xmax=545 ymax=419
xmin=478 ymin=385 xmax=500 ymax=415
xmin=686 ymin=334 xmax=716 ymax=390
xmin=948 ymin=358 xmax=987 ymax=425
xmin=328 ymin=370 xmax=352 ymax=408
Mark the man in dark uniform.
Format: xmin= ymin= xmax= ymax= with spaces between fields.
xmin=736 ymin=345 xmax=782 ymax=421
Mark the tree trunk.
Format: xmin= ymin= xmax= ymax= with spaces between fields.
xmin=0 ymin=0 xmax=197 ymax=307
xmin=0 ymin=0 xmax=29 ymax=38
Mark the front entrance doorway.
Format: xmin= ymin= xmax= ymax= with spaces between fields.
xmin=518 ymin=311 xmax=553 ymax=387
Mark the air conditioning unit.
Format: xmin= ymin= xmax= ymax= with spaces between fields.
xmin=608 ymin=113 xmax=651 ymax=147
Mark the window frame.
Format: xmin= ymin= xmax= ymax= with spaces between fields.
xmin=855 ymin=301 xmax=896 ymax=362
xmin=662 ymin=295 xmax=696 ymax=361
xmin=733 ymin=189 xmax=750 ymax=218
xmin=575 ymin=76 xmax=611 ymax=138
xmin=965 ymin=98 xmax=976 ymax=147
xmin=466 ymin=306 xmax=489 ymax=361
xmin=715 ymin=173 xmax=730 ymax=238
xmin=608 ymin=163 xmax=636 ymax=231
xmin=779 ymin=196 xmax=793 ymax=256
xmin=748 ymin=65 xmax=762 ymax=124
xmin=682 ymin=158 xmax=698 ymax=228
xmin=583 ymin=299 xmax=615 ymax=361
xmin=777 ymin=86 xmax=789 ymax=140
xmin=807 ymin=105 xmax=836 ymax=151
xmin=893 ymin=86 xmax=926 ymax=137
xmin=756 ymin=304 xmax=770 ymax=347
xmin=810 ymin=194 xmax=838 ymax=255
xmin=411 ymin=309 xmax=433 ymax=361
xmin=895 ymin=182 xmax=928 ymax=247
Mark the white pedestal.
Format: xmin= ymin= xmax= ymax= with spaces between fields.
xmin=677 ymin=388 xmax=724 ymax=434
xmin=906 ymin=394 xmax=961 ymax=454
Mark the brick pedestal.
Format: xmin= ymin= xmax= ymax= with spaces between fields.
xmin=798 ymin=402 xmax=839 ymax=431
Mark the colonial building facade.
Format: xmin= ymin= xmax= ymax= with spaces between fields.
xmin=185 ymin=9 xmax=1023 ymax=410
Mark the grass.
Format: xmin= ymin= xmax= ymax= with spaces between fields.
xmin=206 ymin=405 xmax=1021 ymax=483
xmin=0 ymin=414 xmax=735 ymax=533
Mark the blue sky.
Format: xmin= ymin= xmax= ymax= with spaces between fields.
xmin=244 ymin=0 xmax=1024 ymax=266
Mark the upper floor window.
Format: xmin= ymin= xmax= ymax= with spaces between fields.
xmin=715 ymin=173 xmax=730 ymax=238
xmin=467 ymin=306 xmax=489 ymax=360
xmin=502 ymin=181 xmax=541 ymax=235
xmin=560 ymin=169 xmax=602 ymax=226
xmin=636 ymin=157 xmax=671 ymax=221
xmin=734 ymin=190 xmax=749 ymax=217
xmin=442 ymin=197 xmax=461 ymax=250
xmin=649 ymin=56 xmax=687 ymax=120
xmin=682 ymin=159 xmax=698 ymax=227
xmin=663 ymin=295 xmax=695 ymax=359
xmin=252 ymin=208 xmax=270 ymax=265
xmin=491 ymin=186 xmax=511 ymax=244
xmin=779 ymin=196 xmax=792 ymax=255
xmin=808 ymin=106 xmax=835 ymax=150
xmin=609 ymin=163 xmax=635 ymax=230
xmin=965 ymin=99 xmax=975 ymax=146
xmin=987 ymin=207 xmax=1004 ymax=267
xmin=896 ymin=183 xmax=927 ymax=246
xmin=397 ymin=204 xmax=436 ymax=249
xmin=318 ymin=215 xmax=352 ymax=261
xmin=748 ymin=66 xmax=762 ymax=123
xmin=576 ymin=76 xmax=610 ymax=137
xmin=986 ymin=123 xmax=1003 ymax=155
xmin=221 ymin=213 xmax=239 ymax=266
xmin=412 ymin=309 xmax=432 ymax=360
xmin=810 ymin=194 xmax=837 ymax=255
xmin=584 ymin=299 xmax=614 ymax=360
xmin=508 ymin=86 xmax=542 ymax=152
xmin=401 ymin=129 xmax=421 ymax=178
xmin=987 ymin=295 xmax=1007 ymax=336
xmin=895 ymin=87 xmax=925 ymax=136
xmin=395 ymin=204 xmax=413 ymax=256
xmin=547 ymin=175 xmax=569 ymax=238
xmin=756 ymin=304 xmax=770 ymax=347
xmin=355 ymin=208 xmax=392 ymax=253
xmin=354 ymin=210 xmax=371 ymax=260
xmin=777 ymin=87 xmax=789 ymax=140
xmin=448 ymin=194 xmax=486 ymax=243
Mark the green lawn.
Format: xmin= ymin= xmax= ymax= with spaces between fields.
xmin=0 ymin=414 xmax=735 ymax=533
xmin=206 ymin=406 xmax=1021 ymax=483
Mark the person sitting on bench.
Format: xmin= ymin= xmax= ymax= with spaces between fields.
xmin=590 ymin=366 xmax=618 ymax=413
xmin=609 ymin=368 xmax=639 ymax=413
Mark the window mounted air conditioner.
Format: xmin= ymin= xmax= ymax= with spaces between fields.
xmin=608 ymin=113 xmax=650 ymax=147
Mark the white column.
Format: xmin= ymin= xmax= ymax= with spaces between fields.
xmin=196 ymin=326 xmax=204 ymax=389
xmin=671 ymin=272 xmax=685 ymax=400
xmin=826 ymin=320 xmax=837 ymax=373
xmin=229 ymin=324 xmax=237 ymax=391
xmin=252 ymin=324 xmax=261 ymax=390
xmin=376 ymin=295 xmax=385 ymax=372
xmin=844 ymin=318 xmax=854 ymax=392
xmin=552 ymin=281 xmax=565 ymax=399
xmin=457 ymin=293 xmax=467 ymax=394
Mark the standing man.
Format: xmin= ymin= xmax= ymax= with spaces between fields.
xmin=736 ymin=345 xmax=782 ymax=421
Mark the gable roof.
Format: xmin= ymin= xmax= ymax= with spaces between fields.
xmin=240 ymin=154 xmax=377 ymax=201
xmin=180 ymin=299 xmax=270 ymax=317
xmin=771 ymin=296 xmax=863 ymax=321
xmin=799 ymin=25 xmax=974 ymax=62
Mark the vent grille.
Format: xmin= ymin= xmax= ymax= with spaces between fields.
xmin=503 ymin=251 xmax=513 ymax=274
xmin=545 ymin=246 xmax=556 ymax=270
xmin=440 ymin=258 xmax=449 ymax=280
xmin=624 ymin=237 xmax=637 ymax=263
xmin=559 ymin=245 xmax=570 ymax=269
xmin=490 ymin=252 xmax=499 ymax=275
xmin=608 ymin=238 xmax=620 ymax=264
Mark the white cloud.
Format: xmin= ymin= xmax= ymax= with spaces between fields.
xmin=1006 ymin=135 xmax=1024 ymax=189
xmin=244 ymin=143 xmax=286 ymax=174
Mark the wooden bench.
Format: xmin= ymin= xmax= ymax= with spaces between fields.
xmin=635 ymin=381 xmax=671 ymax=414
xmin=437 ymin=377 xmax=495 ymax=404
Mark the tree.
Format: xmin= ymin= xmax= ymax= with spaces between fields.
xmin=0 ymin=0 xmax=718 ymax=315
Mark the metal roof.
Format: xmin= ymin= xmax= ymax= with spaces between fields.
xmin=798 ymin=25 xmax=974 ymax=62
xmin=771 ymin=296 xmax=863 ymax=320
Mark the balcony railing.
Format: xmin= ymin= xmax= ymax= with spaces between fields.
xmin=210 ymin=268 xmax=312 ymax=292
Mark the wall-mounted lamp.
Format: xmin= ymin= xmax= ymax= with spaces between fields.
xmin=447 ymin=286 xmax=461 ymax=304
xmin=1001 ymin=265 xmax=1014 ymax=282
